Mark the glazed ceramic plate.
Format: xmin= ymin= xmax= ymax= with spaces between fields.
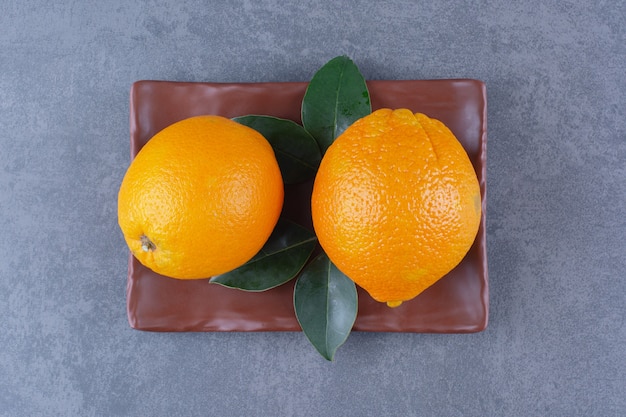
xmin=126 ymin=79 xmax=488 ymax=333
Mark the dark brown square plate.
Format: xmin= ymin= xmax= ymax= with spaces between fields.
xmin=127 ymin=79 xmax=488 ymax=333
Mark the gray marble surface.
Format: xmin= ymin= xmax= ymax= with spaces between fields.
xmin=1 ymin=1 xmax=624 ymax=416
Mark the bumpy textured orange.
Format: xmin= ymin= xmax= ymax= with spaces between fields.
xmin=311 ymin=109 xmax=481 ymax=307
xmin=118 ymin=115 xmax=284 ymax=279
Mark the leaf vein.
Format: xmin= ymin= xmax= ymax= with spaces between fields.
xmin=332 ymin=59 xmax=347 ymax=141
xmin=275 ymin=149 xmax=319 ymax=170
xmin=244 ymin=237 xmax=318 ymax=263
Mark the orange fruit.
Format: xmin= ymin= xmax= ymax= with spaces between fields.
xmin=118 ymin=115 xmax=284 ymax=279
xmin=311 ymin=109 xmax=481 ymax=307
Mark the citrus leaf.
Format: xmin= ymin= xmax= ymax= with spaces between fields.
xmin=233 ymin=115 xmax=321 ymax=184
xmin=210 ymin=219 xmax=317 ymax=291
xmin=294 ymin=253 xmax=358 ymax=361
xmin=301 ymin=55 xmax=371 ymax=154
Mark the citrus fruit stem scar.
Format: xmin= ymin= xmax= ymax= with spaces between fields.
xmin=140 ymin=235 xmax=156 ymax=252
xmin=387 ymin=301 xmax=403 ymax=308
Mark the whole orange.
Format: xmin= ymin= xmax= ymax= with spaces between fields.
xmin=311 ymin=109 xmax=481 ymax=307
xmin=118 ymin=115 xmax=284 ymax=279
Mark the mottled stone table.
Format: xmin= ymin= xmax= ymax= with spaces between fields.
xmin=1 ymin=1 xmax=624 ymax=415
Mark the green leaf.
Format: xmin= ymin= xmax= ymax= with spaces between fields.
xmin=210 ymin=219 xmax=317 ymax=291
xmin=233 ymin=115 xmax=321 ymax=184
xmin=294 ymin=253 xmax=358 ymax=361
xmin=301 ymin=55 xmax=371 ymax=154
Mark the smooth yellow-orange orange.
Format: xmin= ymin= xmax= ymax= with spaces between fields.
xmin=311 ymin=109 xmax=481 ymax=307
xmin=118 ymin=115 xmax=284 ymax=279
